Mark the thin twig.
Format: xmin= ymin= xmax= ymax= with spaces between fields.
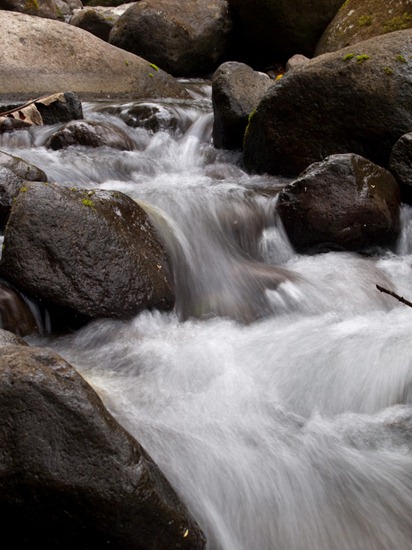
xmin=0 ymin=95 xmax=50 ymax=118
xmin=376 ymin=284 xmax=412 ymax=308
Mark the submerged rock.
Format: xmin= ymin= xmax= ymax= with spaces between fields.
xmin=0 ymin=344 xmax=206 ymax=549
xmin=46 ymin=119 xmax=136 ymax=150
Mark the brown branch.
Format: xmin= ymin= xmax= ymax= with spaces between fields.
xmin=0 ymin=95 xmax=50 ymax=118
xmin=376 ymin=284 xmax=412 ymax=308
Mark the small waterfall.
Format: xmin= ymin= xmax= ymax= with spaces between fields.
xmin=6 ymin=81 xmax=412 ymax=550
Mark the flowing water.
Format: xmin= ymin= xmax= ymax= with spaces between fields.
xmin=3 ymin=82 xmax=412 ymax=549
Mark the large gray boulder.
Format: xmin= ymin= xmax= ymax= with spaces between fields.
xmin=276 ymin=154 xmax=401 ymax=253
xmin=0 ymin=11 xmax=190 ymax=101
xmin=0 ymin=183 xmax=175 ymax=330
xmin=212 ymin=61 xmax=272 ymax=150
xmin=227 ymin=0 xmax=343 ymax=65
xmin=109 ymin=0 xmax=233 ymax=77
xmin=0 ymin=344 xmax=206 ymax=549
xmin=243 ymin=29 xmax=412 ymax=177
xmin=316 ymin=0 xmax=412 ymax=55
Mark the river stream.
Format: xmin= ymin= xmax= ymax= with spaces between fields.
xmin=3 ymin=82 xmax=412 ymax=550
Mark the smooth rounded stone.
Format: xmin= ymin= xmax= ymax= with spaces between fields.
xmin=46 ymin=120 xmax=136 ymax=150
xmin=0 ymin=183 xmax=175 ymax=330
xmin=109 ymin=0 xmax=234 ymax=77
xmin=212 ymin=61 xmax=272 ymax=150
xmin=243 ymin=29 xmax=412 ymax=177
xmin=276 ymin=154 xmax=401 ymax=254
xmin=0 ymin=11 xmax=190 ymax=101
xmin=0 ymin=344 xmax=206 ymax=549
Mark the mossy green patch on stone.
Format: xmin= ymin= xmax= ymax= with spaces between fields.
xmin=81 ymin=198 xmax=94 ymax=207
xmin=24 ymin=0 xmax=39 ymax=11
xmin=383 ymin=13 xmax=412 ymax=33
xmin=342 ymin=53 xmax=355 ymax=61
xmin=358 ymin=15 xmax=373 ymax=27
xmin=395 ymin=54 xmax=407 ymax=63
xmin=383 ymin=66 xmax=394 ymax=75
xmin=356 ymin=54 xmax=370 ymax=63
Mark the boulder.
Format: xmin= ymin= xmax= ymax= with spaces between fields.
xmin=46 ymin=119 xmax=136 ymax=150
xmin=212 ymin=61 xmax=272 ymax=150
xmin=0 ymin=344 xmax=206 ymax=549
xmin=0 ymin=151 xmax=47 ymax=182
xmin=109 ymin=0 xmax=233 ymax=77
xmin=316 ymin=0 xmax=412 ymax=55
xmin=227 ymin=0 xmax=343 ymax=66
xmin=0 ymin=183 xmax=175 ymax=330
xmin=276 ymin=154 xmax=401 ymax=253
xmin=243 ymin=29 xmax=412 ymax=177
xmin=0 ymin=0 xmax=66 ymax=20
xmin=0 ymin=11 xmax=190 ymax=101
xmin=70 ymin=3 xmax=134 ymax=41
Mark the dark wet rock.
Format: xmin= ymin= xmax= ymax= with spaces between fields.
xmin=212 ymin=61 xmax=272 ymax=150
xmin=316 ymin=0 xmax=412 ymax=55
xmin=0 ymin=151 xmax=47 ymax=182
xmin=0 ymin=183 xmax=175 ymax=331
xmin=227 ymin=0 xmax=343 ymax=66
xmin=0 ymin=282 xmax=38 ymax=336
xmin=46 ymin=119 xmax=136 ymax=150
xmin=243 ymin=29 xmax=412 ymax=177
xmin=109 ymin=0 xmax=233 ymax=77
xmin=35 ymin=91 xmax=84 ymax=124
xmin=0 ymin=344 xmax=206 ymax=549
xmin=276 ymin=154 xmax=401 ymax=254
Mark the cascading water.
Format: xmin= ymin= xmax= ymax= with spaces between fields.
xmin=4 ymin=82 xmax=412 ymax=549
